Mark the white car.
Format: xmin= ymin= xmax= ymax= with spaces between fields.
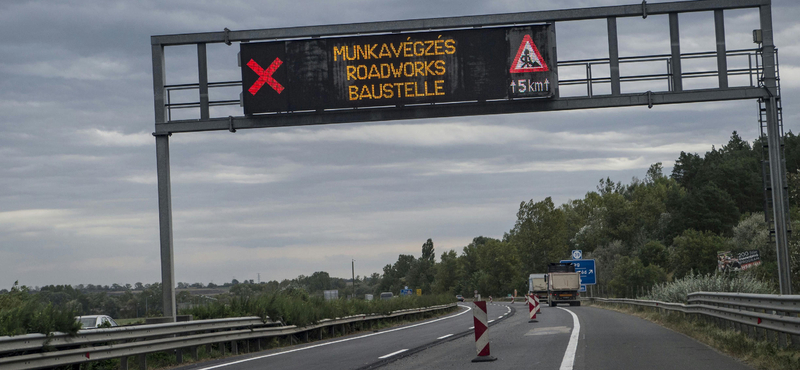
xmin=76 ymin=315 xmax=119 ymax=329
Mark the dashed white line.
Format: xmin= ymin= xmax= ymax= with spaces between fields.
xmin=468 ymin=326 xmax=474 ymax=329
xmin=437 ymin=334 xmax=453 ymax=340
xmin=488 ymin=320 xmax=495 ymax=323
xmin=498 ymin=316 xmax=503 ymax=319
xmin=379 ymin=349 xmax=408 ymax=359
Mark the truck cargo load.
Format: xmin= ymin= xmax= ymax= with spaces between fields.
xmin=549 ymin=273 xmax=580 ymax=291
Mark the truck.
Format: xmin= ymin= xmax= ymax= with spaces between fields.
xmin=528 ymin=273 xmax=549 ymax=305
xmin=547 ymin=262 xmax=581 ymax=307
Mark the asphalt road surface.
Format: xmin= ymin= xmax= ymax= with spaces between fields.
xmin=174 ymin=303 xmax=509 ymax=370
xmin=175 ymin=302 xmax=754 ymax=370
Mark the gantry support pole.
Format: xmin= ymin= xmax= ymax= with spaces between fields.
xmin=760 ymin=2 xmax=792 ymax=294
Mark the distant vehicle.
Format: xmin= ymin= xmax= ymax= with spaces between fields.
xmin=456 ymin=295 xmax=464 ymax=302
xmin=379 ymin=292 xmax=394 ymax=300
xmin=528 ymin=273 xmax=549 ymax=305
xmin=76 ymin=315 xmax=119 ymax=329
xmin=547 ymin=263 xmax=581 ymax=307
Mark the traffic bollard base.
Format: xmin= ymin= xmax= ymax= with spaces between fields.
xmin=471 ymin=355 xmax=498 ymax=362
xmin=528 ymin=319 xmax=538 ymax=323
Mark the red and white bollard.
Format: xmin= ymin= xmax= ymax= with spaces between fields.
xmin=535 ymin=294 xmax=542 ymax=314
xmin=471 ymin=301 xmax=497 ymax=362
xmin=527 ymin=294 xmax=538 ymax=322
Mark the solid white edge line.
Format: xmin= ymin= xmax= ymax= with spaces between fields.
xmin=378 ymin=349 xmax=408 ymax=359
xmin=557 ymin=307 xmax=580 ymax=370
xmin=193 ymin=304 xmax=473 ymax=370
xmin=437 ymin=334 xmax=453 ymax=340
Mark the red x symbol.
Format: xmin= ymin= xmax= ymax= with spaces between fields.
xmin=247 ymin=58 xmax=284 ymax=95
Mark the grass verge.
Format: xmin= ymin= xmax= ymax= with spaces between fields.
xmin=588 ymin=301 xmax=800 ymax=370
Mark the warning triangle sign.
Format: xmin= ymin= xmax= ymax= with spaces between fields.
xmin=510 ymin=35 xmax=548 ymax=73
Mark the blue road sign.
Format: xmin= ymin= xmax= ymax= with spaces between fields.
xmin=571 ymin=250 xmax=582 ymax=259
xmin=579 ymin=285 xmax=587 ymax=292
xmin=560 ymin=259 xmax=596 ymax=285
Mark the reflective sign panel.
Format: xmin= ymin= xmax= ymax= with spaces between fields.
xmin=241 ymin=25 xmax=557 ymax=114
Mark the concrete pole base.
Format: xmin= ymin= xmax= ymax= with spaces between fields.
xmin=471 ymin=355 xmax=498 ymax=362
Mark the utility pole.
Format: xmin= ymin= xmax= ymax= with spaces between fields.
xmin=352 ymin=259 xmax=356 ymax=300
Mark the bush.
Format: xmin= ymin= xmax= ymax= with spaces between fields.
xmin=0 ymin=282 xmax=81 ymax=336
xmin=643 ymin=271 xmax=774 ymax=303
xmin=183 ymin=290 xmax=453 ymax=326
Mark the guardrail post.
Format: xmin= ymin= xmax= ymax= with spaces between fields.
xmin=138 ymin=354 xmax=146 ymax=370
xmin=231 ymin=340 xmax=238 ymax=355
xmin=176 ymin=348 xmax=183 ymax=363
xmin=192 ymin=346 xmax=199 ymax=361
xmin=220 ymin=342 xmax=226 ymax=355
xmin=120 ymin=356 xmax=129 ymax=370
xmin=206 ymin=343 xmax=212 ymax=355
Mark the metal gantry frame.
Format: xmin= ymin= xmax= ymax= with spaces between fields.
xmin=152 ymin=0 xmax=790 ymax=319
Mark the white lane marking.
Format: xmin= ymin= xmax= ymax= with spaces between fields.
xmin=468 ymin=326 xmax=474 ymax=329
xmin=488 ymin=320 xmax=495 ymax=323
xmin=193 ymin=304 xmax=473 ymax=370
xmin=557 ymin=307 xmax=581 ymax=370
xmin=379 ymin=349 xmax=408 ymax=359
xmin=437 ymin=334 xmax=453 ymax=340
xmin=498 ymin=316 xmax=503 ymax=319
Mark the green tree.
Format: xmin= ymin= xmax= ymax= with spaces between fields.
xmin=475 ymin=238 xmax=522 ymax=297
xmin=407 ymin=239 xmax=436 ymax=293
xmin=608 ymin=256 xmax=667 ymax=298
xmin=506 ymin=197 xmax=569 ymax=274
xmin=637 ymin=240 xmax=669 ymax=269
xmin=433 ymin=249 xmax=458 ymax=294
xmin=670 ymin=229 xmax=726 ymax=278
xmin=378 ymin=254 xmax=415 ymax=293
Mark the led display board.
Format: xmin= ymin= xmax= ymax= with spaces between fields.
xmin=240 ymin=25 xmax=557 ymax=114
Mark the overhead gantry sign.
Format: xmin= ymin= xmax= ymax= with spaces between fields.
xmin=240 ymin=25 xmax=557 ymax=114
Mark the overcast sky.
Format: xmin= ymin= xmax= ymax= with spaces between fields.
xmin=1 ymin=0 xmax=798 ymax=288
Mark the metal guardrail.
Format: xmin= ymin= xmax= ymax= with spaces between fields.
xmin=590 ymin=292 xmax=800 ymax=348
xmin=0 ymin=303 xmax=457 ymax=370
xmin=0 ymin=316 xmax=275 ymax=355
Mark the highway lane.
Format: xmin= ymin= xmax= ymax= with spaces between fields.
xmin=173 ymin=302 xmax=513 ymax=370
xmin=383 ymin=302 xmax=573 ymax=369
xmin=384 ymin=302 xmax=756 ymax=370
